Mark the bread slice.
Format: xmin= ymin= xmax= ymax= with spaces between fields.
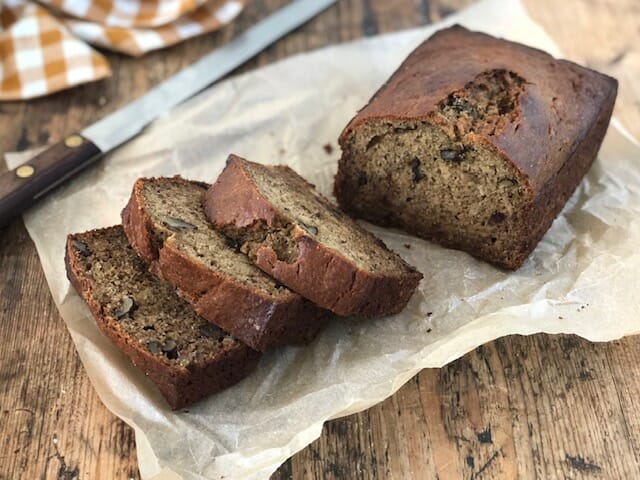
xmin=202 ymin=155 xmax=423 ymax=317
xmin=336 ymin=25 xmax=617 ymax=270
xmin=121 ymin=176 xmax=325 ymax=352
xmin=65 ymin=226 xmax=260 ymax=410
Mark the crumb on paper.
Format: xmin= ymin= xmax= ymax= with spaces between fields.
xmin=279 ymin=148 xmax=286 ymax=156
xmin=323 ymin=143 xmax=334 ymax=155
xmin=476 ymin=427 xmax=492 ymax=443
xmin=404 ymin=243 xmax=411 ymax=249
xmin=427 ymin=312 xmax=433 ymax=316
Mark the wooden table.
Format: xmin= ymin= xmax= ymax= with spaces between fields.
xmin=1 ymin=1 xmax=638 ymax=478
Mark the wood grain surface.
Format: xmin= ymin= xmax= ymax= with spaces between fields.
xmin=0 ymin=1 xmax=638 ymax=479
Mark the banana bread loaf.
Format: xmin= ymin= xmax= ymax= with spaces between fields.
xmin=335 ymin=25 xmax=618 ymax=270
xmin=65 ymin=226 xmax=261 ymax=410
xmin=121 ymin=176 xmax=326 ymax=352
xmin=203 ymin=155 xmax=423 ymax=317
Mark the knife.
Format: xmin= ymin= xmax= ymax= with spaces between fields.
xmin=0 ymin=0 xmax=337 ymax=227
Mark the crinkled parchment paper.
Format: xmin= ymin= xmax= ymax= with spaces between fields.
xmin=6 ymin=0 xmax=640 ymax=478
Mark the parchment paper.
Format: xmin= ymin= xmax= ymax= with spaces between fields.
xmin=6 ymin=0 xmax=640 ymax=478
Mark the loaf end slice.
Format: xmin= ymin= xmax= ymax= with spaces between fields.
xmin=121 ymin=176 xmax=326 ymax=352
xmin=336 ymin=25 xmax=618 ymax=269
xmin=203 ymin=155 xmax=423 ymax=317
xmin=65 ymin=226 xmax=261 ymax=410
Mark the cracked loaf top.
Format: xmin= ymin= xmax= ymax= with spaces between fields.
xmin=339 ymin=25 xmax=618 ymax=193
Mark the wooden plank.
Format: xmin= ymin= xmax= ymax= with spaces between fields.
xmin=526 ymin=0 xmax=640 ymax=138
xmin=0 ymin=220 xmax=142 ymax=479
xmin=277 ymin=337 xmax=640 ymax=479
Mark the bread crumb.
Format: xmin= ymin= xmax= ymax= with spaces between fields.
xmin=323 ymin=143 xmax=334 ymax=154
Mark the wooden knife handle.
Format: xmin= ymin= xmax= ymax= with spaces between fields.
xmin=0 ymin=134 xmax=102 ymax=228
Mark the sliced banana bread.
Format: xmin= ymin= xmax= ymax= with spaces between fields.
xmin=335 ymin=25 xmax=618 ymax=270
xmin=202 ymin=155 xmax=423 ymax=317
xmin=65 ymin=226 xmax=261 ymax=410
xmin=121 ymin=176 xmax=326 ymax=352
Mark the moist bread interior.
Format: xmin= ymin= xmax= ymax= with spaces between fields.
xmin=338 ymin=69 xmax=531 ymax=264
xmin=237 ymin=161 xmax=414 ymax=276
xmin=141 ymin=178 xmax=291 ymax=297
xmin=70 ymin=226 xmax=242 ymax=368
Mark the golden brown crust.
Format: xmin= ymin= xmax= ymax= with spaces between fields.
xmin=510 ymin=85 xmax=617 ymax=269
xmin=203 ymin=155 xmax=422 ymax=317
xmin=339 ymin=25 xmax=617 ymax=193
xmin=64 ymin=227 xmax=261 ymax=410
xmin=336 ymin=25 xmax=618 ymax=270
xmin=121 ymin=178 xmax=325 ymax=351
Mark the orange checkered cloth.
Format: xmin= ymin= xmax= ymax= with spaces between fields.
xmin=0 ymin=0 xmax=246 ymax=100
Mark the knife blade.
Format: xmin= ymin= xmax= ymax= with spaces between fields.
xmin=0 ymin=0 xmax=337 ymax=227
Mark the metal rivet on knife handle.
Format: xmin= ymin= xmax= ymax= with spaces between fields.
xmin=15 ymin=165 xmax=35 ymax=179
xmin=64 ymin=135 xmax=84 ymax=148
xmin=0 ymin=135 xmax=102 ymax=228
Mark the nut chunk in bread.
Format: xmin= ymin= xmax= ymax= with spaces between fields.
xmin=65 ymin=226 xmax=260 ymax=410
xmin=121 ymin=176 xmax=326 ymax=352
xmin=203 ymin=155 xmax=423 ymax=318
xmin=335 ymin=25 xmax=618 ymax=270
